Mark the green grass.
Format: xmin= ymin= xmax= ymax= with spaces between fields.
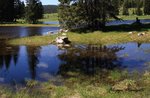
xmin=118 ymin=15 xmax=150 ymax=20
xmin=0 ymin=71 xmax=150 ymax=98
xmin=0 ymin=13 xmax=59 ymax=27
xmin=0 ymin=13 xmax=150 ymax=27
xmin=7 ymin=29 xmax=150 ymax=46
xmin=39 ymin=13 xmax=58 ymax=22
xmin=8 ymin=35 xmax=57 ymax=46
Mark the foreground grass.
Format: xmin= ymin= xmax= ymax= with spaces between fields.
xmin=8 ymin=30 xmax=150 ymax=46
xmin=0 ymin=70 xmax=150 ymax=98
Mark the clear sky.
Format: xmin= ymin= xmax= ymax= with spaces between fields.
xmin=21 ymin=0 xmax=59 ymax=5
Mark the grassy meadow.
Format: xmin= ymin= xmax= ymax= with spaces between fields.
xmin=0 ymin=70 xmax=150 ymax=98
xmin=2 ymin=11 xmax=150 ymax=98
xmin=0 ymin=13 xmax=59 ymax=27
xmin=7 ymin=27 xmax=150 ymax=46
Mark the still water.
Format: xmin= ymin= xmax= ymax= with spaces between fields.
xmin=42 ymin=19 xmax=150 ymax=26
xmin=0 ymin=26 xmax=60 ymax=38
xmin=0 ymin=43 xmax=150 ymax=84
xmin=106 ymin=19 xmax=150 ymax=26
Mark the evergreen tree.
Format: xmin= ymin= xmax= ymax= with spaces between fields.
xmin=122 ymin=0 xmax=129 ymax=15
xmin=144 ymin=0 xmax=150 ymax=15
xmin=112 ymin=0 xmax=120 ymax=15
xmin=14 ymin=0 xmax=25 ymax=21
xmin=25 ymin=0 xmax=43 ymax=24
xmin=58 ymin=0 xmax=121 ymax=30
xmin=136 ymin=1 xmax=143 ymax=16
xmin=0 ymin=0 xmax=25 ymax=22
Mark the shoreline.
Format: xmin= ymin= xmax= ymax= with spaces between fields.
xmin=0 ymin=24 xmax=60 ymax=27
xmin=7 ymin=31 xmax=150 ymax=46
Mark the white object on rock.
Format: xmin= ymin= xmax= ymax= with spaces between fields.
xmin=128 ymin=32 xmax=133 ymax=34
xmin=138 ymin=32 xmax=145 ymax=36
xmin=55 ymin=37 xmax=64 ymax=44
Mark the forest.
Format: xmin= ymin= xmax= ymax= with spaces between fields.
xmin=58 ymin=0 xmax=150 ymax=29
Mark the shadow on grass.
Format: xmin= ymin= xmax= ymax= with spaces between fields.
xmin=104 ymin=23 xmax=150 ymax=32
xmin=71 ymin=23 xmax=150 ymax=33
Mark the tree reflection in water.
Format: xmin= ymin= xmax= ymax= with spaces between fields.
xmin=0 ymin=44 xmax=19 ymax=69
xmin=58 ymin=45 xmax=125 ymax=76
xmin=26 ymin=47 xmax=41 ymax=79
xmin=0 ymin=42 xmax=41 ymax=80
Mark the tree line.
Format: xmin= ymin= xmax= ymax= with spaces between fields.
xmin=0 ymin=0 xmax=43 ymax=23
xmin=43 ymin=5 xmax=58 ymax=14
xmin=122 ymin=0 xmax=150 ymax=15
xmin=58 ymin=0 xmax=150 ymax=30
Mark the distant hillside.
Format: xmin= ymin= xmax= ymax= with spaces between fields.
xmin=43 ymin=5 xmax=58 ymax=14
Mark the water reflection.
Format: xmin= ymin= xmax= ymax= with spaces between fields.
xmin=58 ymin=45 xmax=125 ymax=75
xmin=0 ymin=44 xmax=62 ymax=83
xmin=0 ymin=43 xmax=150 ymax=84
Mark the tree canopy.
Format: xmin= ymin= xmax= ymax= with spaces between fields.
xmin=0 ymin=0 xmax=24 ymax=22
xmin=58 ymin=0 xmax=121 ymax=30
xmin=25 ymin=0 xmax=43 ymax=23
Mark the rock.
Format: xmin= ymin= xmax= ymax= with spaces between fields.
xmin=59 ymin=29 xmax=69 ymax=33
xmin=138 ymin=32 xmax=146 ymax=36
xmin=55 ymin=35 xmax=71 ymax=44
xmin=59 ymin=29 xmax=64 ymax=33
xmin=128 ymin=32 xmax=133 ymax=34
xmin=63 ymin=37 xmax=71 ymax=44
xmin=46 ymin=31 xmax=54 ymax=35
xmin=55 ymin=37 xmax=64 ymax=44
xmin=112 ymin=79 xmax=142 ymax=91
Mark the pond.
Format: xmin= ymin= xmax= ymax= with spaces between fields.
xmin=106 ymin=19 xmax=150 ymax=26
xmin=0 ymin=42 xmax=150 ymax=84
xmin=42 ymin=19 xmax=150 ymax=26
xmin=0 ymin=26 xmax=60 ymax=38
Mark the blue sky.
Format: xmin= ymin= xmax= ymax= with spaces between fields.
xmin=21 ymin=0 xmax=59 ymax=5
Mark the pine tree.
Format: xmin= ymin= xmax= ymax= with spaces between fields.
xmin=58 ymin=0 xmax=121 ymax=30
xmin=122 ymin=0 xmax=129 ymax=15
xmin=14 ymin=0 xmax=25 ymax=21
xmin=112 ymin=0 xmax=120 ymax=15
xmin=136 ymin=1 xmax=143 ymax=16
xmin=25 ymin=0 xmax=43 ymax=24
xmin=144 ymin=0 xmax=150 ymax=15
xmin=0 ymin=0 xmax=25 ymax=22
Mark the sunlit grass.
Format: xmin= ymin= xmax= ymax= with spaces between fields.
xmin=8 ymin=35 xmax=57 ymax=46
xmin=7 ymin=30 xmax=150 ymax=46
xmin=39 ymin=13 xmax=58 ymax=22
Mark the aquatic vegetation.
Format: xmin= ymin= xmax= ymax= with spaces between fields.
xmin=25 ymin=79 xmax=39 ymax=88
xmin=112 ymin=79 xmax=141 ymax=91
xmin=108 ymin=70 xmax=123 ymax=82
xmin=0 ymin=71 xmax=150 ymax=98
